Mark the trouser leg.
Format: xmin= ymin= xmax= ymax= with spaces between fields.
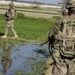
xmin=10 ymin=24 xmax=18 ymax=37
xmin=4 ymin=26 xmax=8 ymax=36
xmin=67 ymin=60 xmax=75 ymax=75
xmin=51 ymin=62 xmax=67 ymax=75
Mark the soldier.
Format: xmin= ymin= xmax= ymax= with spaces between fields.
xmin=50 ymin=1 xmax=75 ymax=75
xmin=2 ymin=2 xmax=18 ymax=38
xmin=48 ymin=9 xmax=69 ymax=75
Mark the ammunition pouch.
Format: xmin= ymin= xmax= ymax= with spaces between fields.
xmin=60 ymin=39 xmax=75 ymax=58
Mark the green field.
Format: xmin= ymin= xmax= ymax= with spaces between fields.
xmin=0 ymin=13 xmax=56 ymax=41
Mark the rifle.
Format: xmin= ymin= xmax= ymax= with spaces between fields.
xmin=40 ymin=40 xmax=49 ymax=46
xmin=5 ymin=11 xmax=9 ymax=18
xmin=62 ymin=0 xmax=69 ymax=9
xmin=40 ymin=35 xmax=55 ymax=55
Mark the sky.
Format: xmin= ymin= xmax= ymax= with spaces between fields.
xmin=17 ymin=0 xmax=66 ymax=4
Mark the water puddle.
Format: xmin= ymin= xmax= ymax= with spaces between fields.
xmin=0 ymin=42 xmax=49 ymax=75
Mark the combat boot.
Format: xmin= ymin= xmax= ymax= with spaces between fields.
xmin=13 ymin=35 xmax=18 ymax=39
xmin=1 ymin=35 xmax=7 ymax=38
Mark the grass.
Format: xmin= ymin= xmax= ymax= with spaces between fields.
xmin=0 ymin=13 xmax=56 ymax=41
xmin=26 ymin=61 xmax=47 ymax=75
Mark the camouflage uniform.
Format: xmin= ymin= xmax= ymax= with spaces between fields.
xmin=49 ymin=16 xmax=67 ymax=75
xmin=2 ymin=2 xmax=18 ymax=38
xmin=48 ymin=8 xmax=75 ymax=75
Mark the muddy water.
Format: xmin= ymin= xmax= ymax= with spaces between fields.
xmin=0 ymin=42 xmax=49 ymax=75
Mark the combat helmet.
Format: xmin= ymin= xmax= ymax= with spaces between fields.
xmin=9 ymin=2 xmax=14 ymax=6
xmin=67 ymin=0 xmax=75 ymax=9
xmin=65 ymin=0 xmax=75 ymax=15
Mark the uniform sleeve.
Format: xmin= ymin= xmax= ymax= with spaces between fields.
xmin=48 ymin=17 xmax=62 ymax=37
xmin=11 ymin=9 xmax=15 ymax=17
xmin=48 ymin=17 xmax=63 ymax=42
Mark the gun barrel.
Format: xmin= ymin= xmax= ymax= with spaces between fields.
xmin=40 ymin=40 xmax=49 ymax=46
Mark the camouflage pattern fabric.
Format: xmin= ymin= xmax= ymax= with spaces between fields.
xmin=49 ymin=12 xmax=75 ymax=75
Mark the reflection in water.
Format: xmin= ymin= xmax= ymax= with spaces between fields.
xmin=0 ymin=42 xmax=48 ymax=75
xmin=1 ymin=44 xmax=14 ymax=74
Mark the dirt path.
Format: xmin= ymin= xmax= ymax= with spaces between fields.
xmin=0 ymin=9 xmax=60 ymax=18
xmin=20 ymin=11 xmax=53 ymax=18
xmin=0 ymin=36 xmax=35 ymax=43
xmin=0 ymin=9 xmax=53 ymax=18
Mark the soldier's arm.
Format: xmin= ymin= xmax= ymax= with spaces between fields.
xmin=11 ymin=9 xmax=15 ymax=18
xmin=48 ymin=17 xmax=62 ymax=37
xmin=60 ymin=50 xmax=75 ymax=57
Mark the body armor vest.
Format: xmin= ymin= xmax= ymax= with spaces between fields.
xmin=60 ymin=17 xmax=75 ymax=57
